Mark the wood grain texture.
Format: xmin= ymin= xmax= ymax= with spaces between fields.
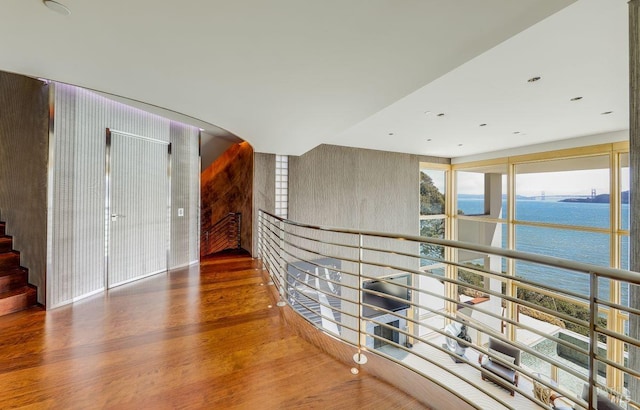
xmin=0 ymin=71 xmax=48 ymax=304
xmin=0 ymin=254 xmax=425 ymax=409
xmin=201 ymin=142 xmax=254 ymax=256
xmin=260 ymin=267 xmax=470 ymax=410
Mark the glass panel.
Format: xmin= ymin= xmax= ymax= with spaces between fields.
xmin=420 ymin=219 xmax=444 ymax=265
xmin=621 ymin=152 xmax=629 ymax=230
xmin=515 ymin=225 xmax=609 ymax=266
xmin=457 ymin=171 xmax=485 ymax=215
xmin=515 ymin=226 xmax=609 ymax=301
xmin=456 ymin=165 xmax=507 ymax=217
xmin=458 ymin=266 xmax=487 ymax=297
xmin=515 ymin=156 xmax=610 ymax=228
xmin=458 ymin=220 xmax=505 ymax=249
xmin=420 ymin=169 xmax=445 ymax=215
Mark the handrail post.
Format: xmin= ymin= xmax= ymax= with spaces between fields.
xmin=276 ymin=218 xmax=286 ymax=307
xmin=588 ymin=271 xmax=598 ymax=410
xmin=257 ymin=211 xmax=262 ymax=260
xmin=354 ymin=233 xmax=367 ymax=365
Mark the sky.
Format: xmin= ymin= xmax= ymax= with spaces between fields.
xmin=423 ymin=168 xmax=630 ymax=198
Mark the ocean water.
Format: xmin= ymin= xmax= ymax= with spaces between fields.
xmin=457 ymin=198 xmax=630 ymax=306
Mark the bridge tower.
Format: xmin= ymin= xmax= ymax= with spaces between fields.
xmin=591 ymin=188 xmax=596 ymax=199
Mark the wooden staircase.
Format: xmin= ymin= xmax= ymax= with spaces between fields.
xmin=0 ymin=222 xmax=37 ymax=317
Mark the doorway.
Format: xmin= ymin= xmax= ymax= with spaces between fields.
xmin=106 ymin=129 xmax=171 ymax=288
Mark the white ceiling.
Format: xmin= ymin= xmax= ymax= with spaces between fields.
xmin=0 ymin=0 xmax=628 ymax=159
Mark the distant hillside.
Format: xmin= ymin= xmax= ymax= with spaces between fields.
xmin=560 ymin=191 xmax=629 ymax=204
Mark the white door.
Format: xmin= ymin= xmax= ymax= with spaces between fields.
xmin=106 ymin=129 xmax=171 ymax=288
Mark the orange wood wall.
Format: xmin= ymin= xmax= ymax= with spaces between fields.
xmin=200 ymin=142 xmax=253 ymax=256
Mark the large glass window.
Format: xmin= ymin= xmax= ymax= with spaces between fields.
xmin=515 ymin=156 xmax=610 ymax=228
xmin=420 ymin=168 xmax=446 ymax=267
xmin=456 ymin=165 xmax=507 ymax=217
xmin=420 ymin=169 xmax=445 ymax=216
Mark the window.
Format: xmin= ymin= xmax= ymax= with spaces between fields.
xmin=275 ymin=155 xmax=288 ymax=218
xmin=515 ymin=156 xmax=610 ymax=228
xmin=419 ymin=167 xmax=446 ymax=266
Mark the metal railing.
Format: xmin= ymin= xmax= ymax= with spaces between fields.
xmin=258 ymin=209 xmax=640 ymax=410
xmin=203 ymin=212 xmax=241 ymax=256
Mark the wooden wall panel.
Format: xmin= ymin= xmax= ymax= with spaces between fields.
xmin=201 ymin=142 xmax=253 ymax=256
xmin=0 ymin=71 xmax=49 ymax=304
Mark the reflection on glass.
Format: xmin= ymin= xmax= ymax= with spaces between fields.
xmin=420 ymin=219 xmax=444 ymax=265
xmin=420 ymin=169 xmax=445 ymax=215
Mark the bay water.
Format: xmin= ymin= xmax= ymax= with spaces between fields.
xmin=457 ymin=198 xmax=630 ymax=306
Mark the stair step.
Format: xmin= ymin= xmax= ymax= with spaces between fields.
xmin=0 ymin=236 xmax=12 ymax=253
xmin=0 ymin=252 xmax=20 ymax=270
xmin=0 ymin=268 xmax=28 ymax=292
xmin=0 ymin=286 xmax=37 ymax=316
xmin=0 ymin=222 xmax=5 ymax=236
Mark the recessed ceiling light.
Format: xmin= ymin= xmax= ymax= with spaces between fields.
xmin=388 ymin=132 xmax=394 ymax=136
xmin=601 ymin=111 xmax=614 ymax=115
xmin=424 ymin=111 xmax=432 ymax=115
xmin=458 ymin=144 xmax=463 ymax=147
xmin=426 ymin=138 xmax=432 ymax=142
xmin=479 ymin=123 xmax=487 ymax=127
xmin=513 ymin=131 xmax=521 ymax=135
xmin=570 ymin=97 xmax=583 ymax=101
xmin=527 ymin=76 xmax=541 ymax=83
xmin=43 ymin=0 xmax=71 ymax=15
xmin=437 ymin=113 xmax=445 ymax=117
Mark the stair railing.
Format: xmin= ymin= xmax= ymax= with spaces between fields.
xmin=203 ymin=212 xmax=241 ymax=255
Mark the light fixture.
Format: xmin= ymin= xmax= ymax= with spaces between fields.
xmin=570 ymin=97 xmax=583 ymax=101
xmin=437 ymin=113 xmax=445 ymax=117
xmin=527 ymin=76 xmax=541 ymax=83
xmin=458 ymin=143 xmax=463 ymax=147
xmin=479 ymin=123 xmax=487 ymax=127
xmin=601 ymin=111 xmax=614 ymax=115
xmin=426 ymin=138 xmax=432 ymax=142
xmin=424 ymin=111 xmax=432 ymax=115
xmin=388 ymin=132 xmax=394 ymax=136
xmin=43 ymin=0 xmax=71 ymax=15
xmin=513 ymin=131 xmax=521 ymax=135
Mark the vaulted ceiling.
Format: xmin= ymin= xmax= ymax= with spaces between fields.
xmin=0 ymin=0 xmax=629 ymax=159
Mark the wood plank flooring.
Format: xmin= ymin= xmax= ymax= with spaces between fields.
xmin=0 ymin=254 xmax=427 ymax=409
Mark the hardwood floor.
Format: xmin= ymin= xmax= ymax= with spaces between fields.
xmin=0 ymin=254 xmax=427 ymax=409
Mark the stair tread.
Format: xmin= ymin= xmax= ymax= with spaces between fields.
xmin=0 ymin=285 xmax=35 ymax=299
xmin=0 ymin=251 xmax=20 ymax=259
xmin=0 ymin=267 xmax=27 ymax=276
